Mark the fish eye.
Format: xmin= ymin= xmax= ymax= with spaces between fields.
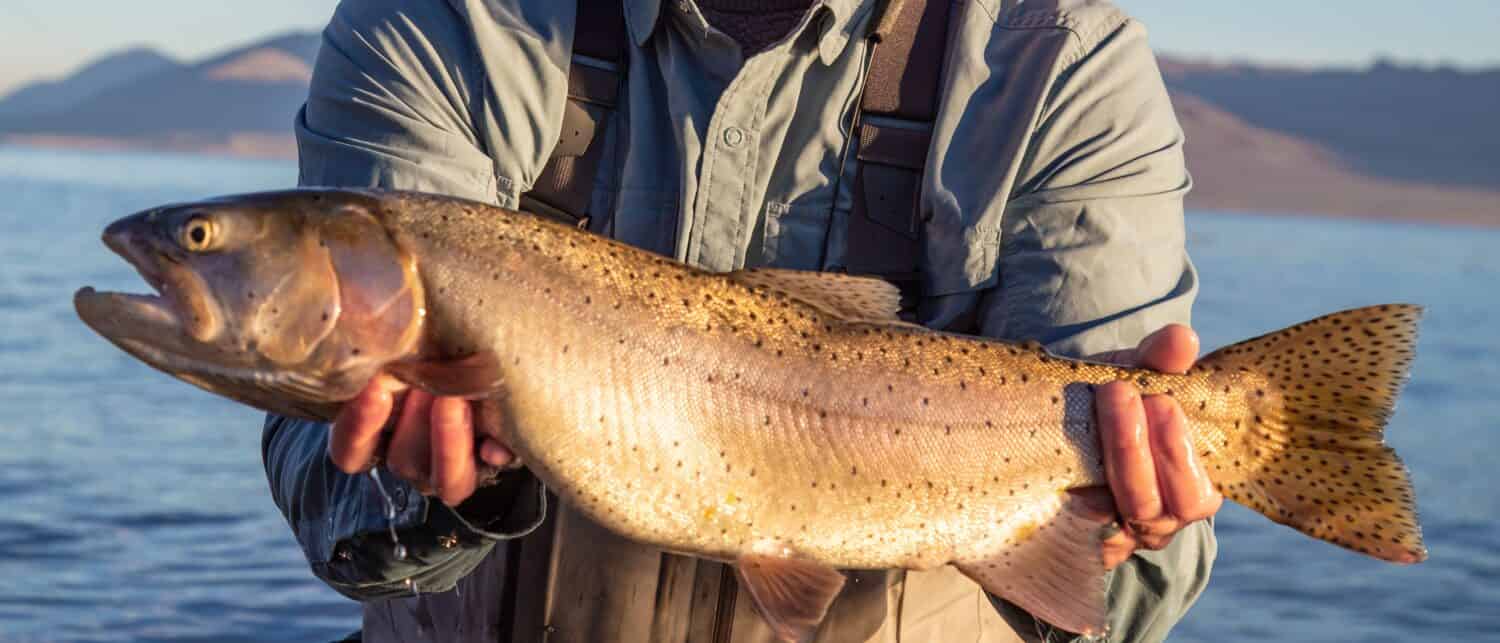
xmin=179 ymin=216 xmax=217 ymax=252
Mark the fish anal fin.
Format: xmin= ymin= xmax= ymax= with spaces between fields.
xmin=734 ymin=553 xmax=847 ymax=643
xmin=726 ymin=268 xmax=906 ymax=324
xmin=957 ymin=491 xmax=1113 ymax=637
xmin=387 ymin=352 xmax=504 ymax=399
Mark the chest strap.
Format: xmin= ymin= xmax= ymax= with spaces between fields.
xmin=519 ymin=0 xmax=627 ymax=226
xmin=843 ymin=0 xmax=951 ymax=301
xmin=524 ymin=0 xmax=953 ymax=288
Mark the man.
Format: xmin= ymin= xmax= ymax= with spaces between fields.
xmin=265 ymin=0 xmax=1221 ymax=640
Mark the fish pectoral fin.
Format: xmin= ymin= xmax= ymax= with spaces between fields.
xmin=734 ymin=553 xmax=847 ymax=643
xmin=386 ymin=352 xmax=504 ymax=399
xmin=956 ymin=490 xmax=1114 ymax=638
xmin=726 ymin=268 xmax=907 ymax=324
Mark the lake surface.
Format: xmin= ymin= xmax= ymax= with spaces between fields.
xmin=1 ymin=145 xmax=1496 ymax=642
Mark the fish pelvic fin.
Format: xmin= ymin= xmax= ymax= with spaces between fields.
xmin=956 ymin=491 xmax=1113 ymax=638
xmin=387 ymin=351 xmax=505 ymax=399
xmin=734 ymin=553 xmax=847 ymax=643
xmin=1199 ymin=304 xmax=1427 ymax=564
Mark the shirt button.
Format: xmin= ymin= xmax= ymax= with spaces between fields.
xmin=723 ymin=126 xmax=746 ymax=148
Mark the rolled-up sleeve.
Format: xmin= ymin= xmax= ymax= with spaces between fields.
xmin=264 ymin=0 xmax=546 ymax=602
xmin=919 ymin=8 xmax=1213 ymax=642
xmin=296 ymin=0 xmax=499 ymax=200
xmin=976 ymin=13 xmax=1197 ymax=359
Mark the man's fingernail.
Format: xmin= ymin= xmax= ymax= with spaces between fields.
xmin=480 ymin=440 xmax=512 ymax=465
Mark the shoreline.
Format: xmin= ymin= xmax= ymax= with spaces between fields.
xmin=4 ymin=135 xmax=1496 ymax=228
xmin=1184 ymin=207 xmax=1500 ymax=231
xmin=1 ymin=133 xmax=296 ymax=161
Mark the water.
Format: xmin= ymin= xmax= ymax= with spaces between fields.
xmin=0 ymin=146 xmax=359 ymax=642
xmin=0 ymin=145 xmax=1496 ymax=641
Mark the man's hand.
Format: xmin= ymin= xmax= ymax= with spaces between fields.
xmin=327 ymin=374 xmax=516 ymax=506
xmin=1090 ymin=325 xmax=1223 ymax=569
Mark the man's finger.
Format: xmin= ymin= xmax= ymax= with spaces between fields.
xmin=329 ymin=375 xmax=405 ymax=473
xmin=386 ymin=389 xmax=435 ymax=485
xmin=1144 ymin=396 xmax=1223 ymax=522
xmin=430 ymin=396 xmax=478 ymax=506
xmin=1144 ymin=395 xmax=1221 ymax=520
xmin=1136 ymin=531 xmax=1177 ymax=551
xmin=480 ymin=439 xmax=516 ymax=468
xmin=1135 ymin=324 xmax=1199 ymax=374
xmin=1096 ymin=381 xmax=1164 ymax=523
xmin=1102 ymin=526 xmax=1137 ymax=569
xmin=1063 ymin=487 xmax=1134 ymax=568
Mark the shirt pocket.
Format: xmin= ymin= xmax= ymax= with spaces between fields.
xmin=762 ymin=199 xmax=834 ymax=271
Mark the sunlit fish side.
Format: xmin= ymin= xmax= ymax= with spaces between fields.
xmin=74 ymin=189 xmax=1427 ymax=641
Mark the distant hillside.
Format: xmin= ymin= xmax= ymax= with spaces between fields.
xmin=0 ymin=33 xmax=319 ymax=158
xmin=1171 ymin=91 xmax=1500 ymax=225
xmin=0 ymin=48 xmax=180 ymax=118
xmin=1159 ymin=55 xmax=1500 ymax=224
xmin=1161 ymin=57 xmax=1500 ymax=190
xmin=2 ymin=35 xmax=1497 ymax=224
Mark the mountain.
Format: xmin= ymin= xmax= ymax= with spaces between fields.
xmin=0 ymin=48 xmax=180 ymax=118
xmin=2 ymin=35 xmax=1497 ymax=224
xmin=0 ymin=32 xmax=320 ymax=158
xmin=1161 ymin=56 xmax=1500 ymax=190
xmin=1160 ymin=55 xmax=1500 ymax=224
xmin=1171 ymin=90 xmax=1500 ymax=225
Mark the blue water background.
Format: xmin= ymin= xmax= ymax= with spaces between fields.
xmin=0 ymin=145 xmax=1495 ymax=641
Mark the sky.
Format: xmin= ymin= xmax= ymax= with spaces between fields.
xmin=2 ymin=0 xmax=1498 ymax=95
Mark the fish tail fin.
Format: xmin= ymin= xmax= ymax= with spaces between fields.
xmin=1197 ymin=304 xmax=1427 ymax=564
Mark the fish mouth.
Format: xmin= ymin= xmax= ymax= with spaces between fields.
xmin=75 ymin=286 xmax=182 ymax=341
xmin=74 ymin=286 xmax=341 ymax=421
xmin=80 ymin=215 xmax=222 ymax=345
xmin=76 ymin=226 xmax=187 ymax=345
xmin=75 ymin=283 xmax=207 ymax=399
xmin=74 ymin=285 xmax=200 ymax=381
xmin=75 ymin=215 xmax=214 ymax=365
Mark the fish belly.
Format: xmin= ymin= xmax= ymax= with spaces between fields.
xmin=494 ymin=291 xmax=1106 ymax=570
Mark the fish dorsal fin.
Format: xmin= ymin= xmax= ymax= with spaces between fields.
xmin=734 ymin=553 xmax=847 ymax=643
xmin=727 ymin=269 xmax=904 ymax=323
xmin=955 ymin=489 xmax=1115 ymax=638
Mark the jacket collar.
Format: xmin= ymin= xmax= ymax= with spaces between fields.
xmin=624 ymin=0 xmax=875 ymax=64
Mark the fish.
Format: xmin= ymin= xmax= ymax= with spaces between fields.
xmin=75 ymin=188 xmax=1427 ymax=641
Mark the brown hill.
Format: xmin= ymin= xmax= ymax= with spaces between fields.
xmin=0 ymin=48 xmax=180 ymax=118
xmin=1160 ymin=57 xmax=1500 ymax=191
xmin=0 ymin=33 xmax=318 ymax=159
xmin=3 ymin=36 xmax=1497 ymax=224
xmin=205 ymin=48 xmax=314 ymax=83
xmin=1172 ymin=90 xmax=1500 ymax=225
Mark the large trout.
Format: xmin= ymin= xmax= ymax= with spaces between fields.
xmin=75 ymin=189 xmax=1426 ymax=639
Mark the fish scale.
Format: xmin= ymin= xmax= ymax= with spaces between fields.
xmin=76 ymin=189 xmax=1428 ymax=641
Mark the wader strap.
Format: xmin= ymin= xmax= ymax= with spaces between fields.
xmin=845 ymin=0 xmax=950 ymax=302
xmin=519 ymin=0 xmax=627 ymax=226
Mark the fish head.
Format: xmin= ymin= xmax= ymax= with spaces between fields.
xmin=75 ymin=190 xmax=426 ymax=420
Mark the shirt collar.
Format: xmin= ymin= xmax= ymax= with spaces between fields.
xmin=624 ymin=0 xmax=876 ymax=64
xmin=813 ymin=0 xmax=873 ymax=64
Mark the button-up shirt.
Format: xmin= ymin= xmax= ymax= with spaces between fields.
xmin=267 ymin=0 xmax=1211 ymax=641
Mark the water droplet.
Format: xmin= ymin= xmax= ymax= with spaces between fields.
xmin=368 ymin=469 xmax=406 ymax=562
